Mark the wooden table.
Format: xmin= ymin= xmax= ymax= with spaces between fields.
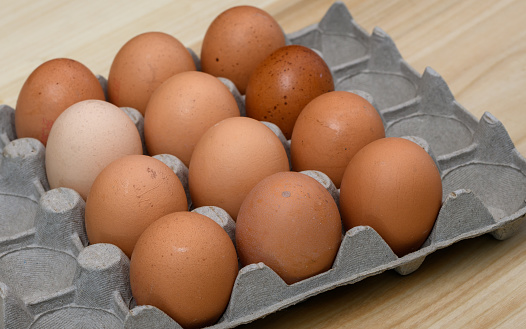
xmin=1 ymin=0 xmax=525 ymax=328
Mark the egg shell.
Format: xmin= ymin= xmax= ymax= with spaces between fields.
xmin=130 ymin=211 xmax=239 ymax=329
xmin=85 ymin=155 xmax=188 ymax=258
xmin=236 ymin=171 xmax=342 ymax=284
xmin=245 ymin=44 xmax=334 ymax=139
xmin=188 ymin=116 xmax=290 ymax=220
xmin=200 ymin=5 xmax=286 ymax=95
xmin=107 ymin=31 xmax=196 ymax=115
xmin=339 ymin=137 xmax=443 ymax=256
xmin=14 ymin=58 xmax=105 ymax=146
xmin=144 ymin=71 xmax=240 ymax=166
xmin=45 ymin=99 xmax=143 ymax=200
xmin=291 ymin=91 xmax=385 ymax=188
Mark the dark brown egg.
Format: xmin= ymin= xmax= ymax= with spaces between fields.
xmin=245 ymin=45 xmax=334 ymax=139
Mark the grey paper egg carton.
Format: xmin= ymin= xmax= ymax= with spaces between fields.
xmin=1 ymin=1 xmax=525 ymax=328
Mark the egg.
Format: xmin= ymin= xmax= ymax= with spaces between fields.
xmin=130 ymin=211 xmax=238 ymax=329
xmin=245 ymin=45 xmax=334 ymax=139
xmin=339 ymin=137 xmax=443 ymax=256
xmin=200 ymin=5 xmax=286 ymax=94
xmin=236 ymin=171 xmax=342 ymax=284
xmin=45 ymin=99 xmax=143 ymax=200
xmin=14 ymin=58 xmax=105 ymax=145
xmin=189 ymin=116 xmax=290 ymax=220
xmin=144 ymin=71 xmax=240 ymax=166
xmin=85 ymin=155 xmax=187 ymax=258
xmin=290 ymin=91 xmax=385 ymax=188
xmin=107 ymin=31 xmax=196 ymax=115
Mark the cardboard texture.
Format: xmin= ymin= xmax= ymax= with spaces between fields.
xmin=1 ymin=2 xmax=525 ymax=328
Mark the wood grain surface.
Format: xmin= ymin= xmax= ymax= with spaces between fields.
xmin=1 ymin=1 xmax=525 ymax=328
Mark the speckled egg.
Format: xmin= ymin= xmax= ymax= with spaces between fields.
xmin=245 ymin=45 xmax=334 ymax=139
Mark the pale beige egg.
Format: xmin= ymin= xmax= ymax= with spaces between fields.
xmin=45 ymin=99 xmax=143 ymax=199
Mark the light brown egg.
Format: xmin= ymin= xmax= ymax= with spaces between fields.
xmin=339 ymin=137 xmax=443 ymax=257
xmin=130 ymin=211 xmax=238 ymax=329
xmin=15 ymin=58 xmax=105 ymax=145
xmin=144 ymin=71 xmax=240 ymax=166
xmin=107 ymin=32 xmax=196 ymax=115
xmin=245 ymin=45 xmax=334 ymax=139
xmin=45 ymin=99 xmax=143 ymax=200
xmin=189 ymin=116 xmax=290 ymax=220
xmin=200 ymin=5 xmax=286 ymax=94
xmin=85 ymin=155 xmax=187 ymax=258
xmin=236 ymin=171 xmax=342 ymax=284
xmin=291 ymin=91 xmax=385 ymax=188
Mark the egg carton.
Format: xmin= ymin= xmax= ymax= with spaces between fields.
xmin=1 ymin=1 xmax=526 ymax=328
xmin=0 ymin=131 xmax=228 ymax=328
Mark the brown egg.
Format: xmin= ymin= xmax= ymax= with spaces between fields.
xmin=245 ymin=45 xmax=334 ymax=139
xmin=85 ymin=155 xmax=187 ymax=258
xmin=236 ymin=171 xmax=342 ymax=284
xmin=15 ymin=58 xmax=105 ymax=145
xmin=144 ymin=71 xmax=240 ymax=166
xmin=45 ymin=100 xmax=143 ymax=200
xmin=189 ymin=116 xmax=290 ymax=220
xmin=201 ymin=5 xmax=286 ymax=94
xmin=339 ymin=137 xmax=443 ymax=257
xmin=291 ymin=91 xmax=385 ymax=188
xmin=107 ymin=32 xmax=196 ymax=115
xmin=130 ymin=211 xmax=238 ymax=329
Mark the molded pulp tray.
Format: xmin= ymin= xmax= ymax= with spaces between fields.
xmin=1 ymin=2 xmax=526 ymax=328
